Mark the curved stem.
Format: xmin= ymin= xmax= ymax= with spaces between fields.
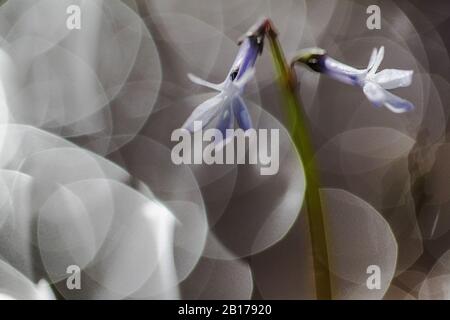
xmin=264 ymin=20 xmax=332 ymax=300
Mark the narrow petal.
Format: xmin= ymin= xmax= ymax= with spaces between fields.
xmin=216 ymin=106 xmax=235 ymax=143
xmin=187 ymin=73 xmax=224 ymax=91
xmin=371 ymin=69 xmax=413 ymax=90
xmin=383 ymin=92 xmax=414 ymax=113
xmin=368 ymin=46 xmax=385 ymax=76
xmin=367 ymin=48 xmax=378 ymax=70
xmin=363 ymin=82 xmax=388 ymax=108
xmin=232 ymin=96 xmax=253 ymax=130
xmin=182 ymin=93 xmax=226 ymax=132
xmin=363 ymin=82 xmax=414 ymax=113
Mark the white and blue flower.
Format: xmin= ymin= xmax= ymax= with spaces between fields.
xmin=293 ymin=46 xmax=414 ymax=113
xmin=182 ymin=22 xmax=266 ymax=143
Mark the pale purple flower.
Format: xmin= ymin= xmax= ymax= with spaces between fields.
xmin=182 ymin=32 xmax=264 ymax=142
xmin=294 ymin=46 xmax=414 ymax=113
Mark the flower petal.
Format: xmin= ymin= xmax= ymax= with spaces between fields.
xmin=216 ymin=106 xmax=234 ymax=143
xmin=182 ymin=93 xmax=226 ymax=132
xmin=371 ymin=69 xmax=413 ymax=90
xmin=187 ymin=73 xmax=224 ymax=91
xmin=363 ymin=82 xmax=414 ymax=113
xmin=368 ymin=46 xmax=385 ymax=76
xmin=323 ymin=56 xmax=366 ymax=86
xmin=232 ymin=96 xmax=253 ymax=131
xmin=367 ymin=47 xmax=378 ymax=70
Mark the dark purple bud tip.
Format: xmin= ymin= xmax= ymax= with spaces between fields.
xmin=290 ymin=48 xmax=327 ymax=73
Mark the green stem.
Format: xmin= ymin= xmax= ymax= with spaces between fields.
xmin=265 ymin=22 xmax=332 ymax=300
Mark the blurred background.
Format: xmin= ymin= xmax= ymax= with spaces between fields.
xmin=0 ymin=0 xmax=450 ymax=300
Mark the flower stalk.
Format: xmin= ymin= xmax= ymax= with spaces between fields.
xmin=261 ymin=19 xmax=332 ymax=299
